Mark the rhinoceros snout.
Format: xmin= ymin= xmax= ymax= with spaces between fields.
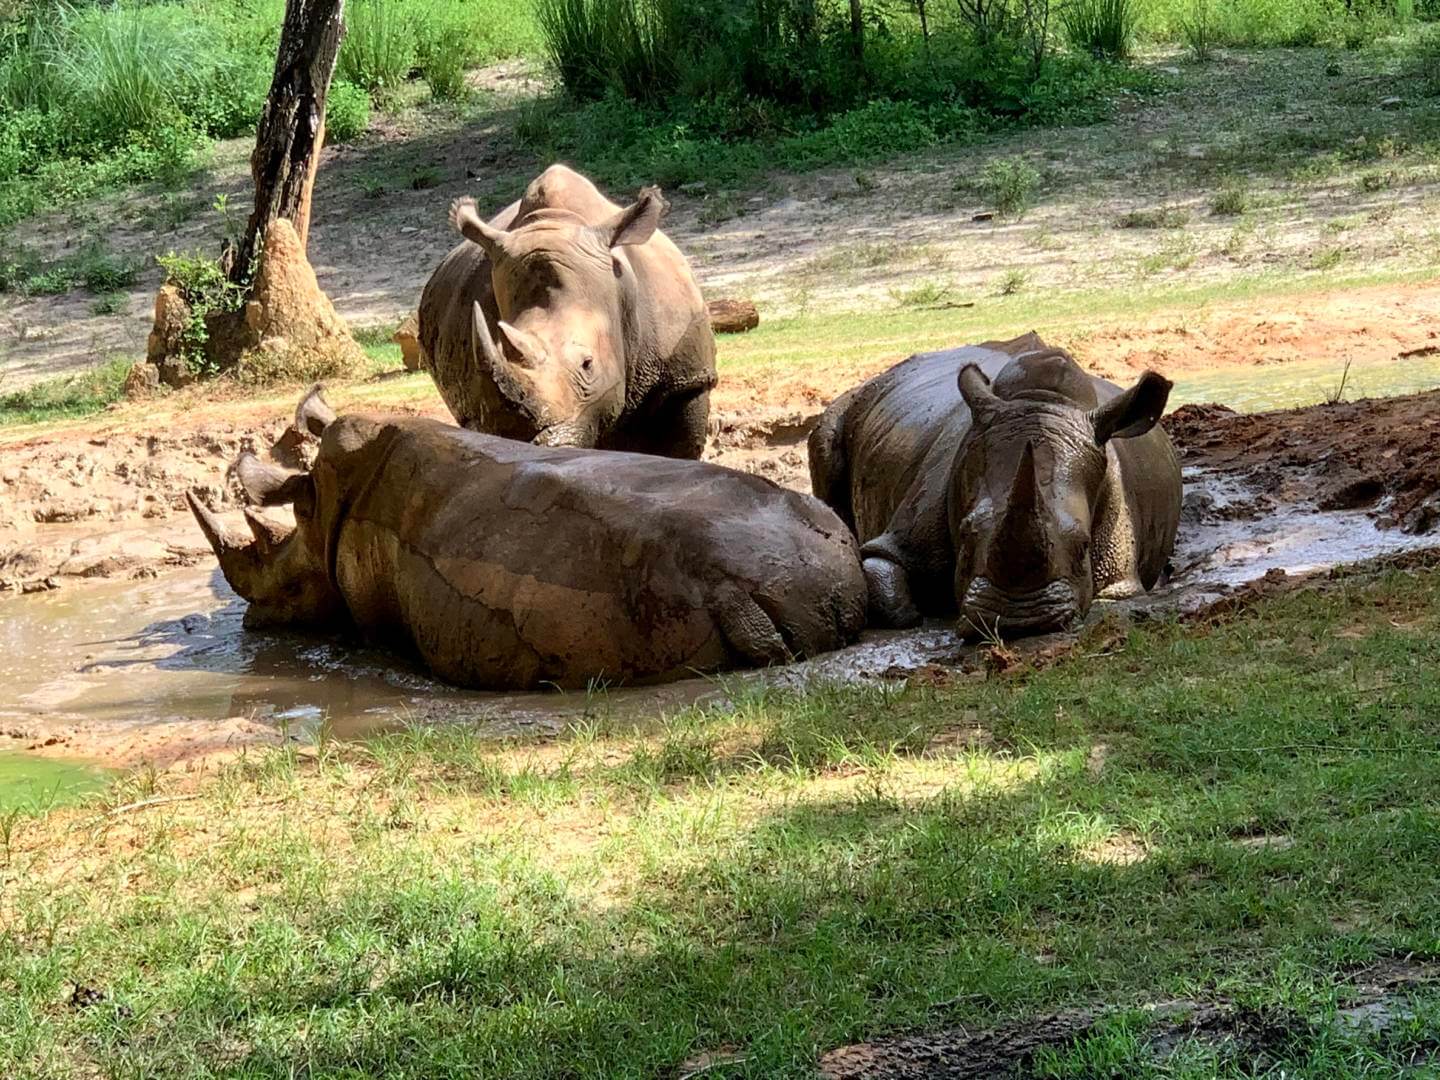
xmin=960 ymin=577 xmax=1080 ymax=639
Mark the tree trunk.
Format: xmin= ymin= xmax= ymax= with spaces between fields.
xmin=229 ymin=0 xmax=346 ymax=285
xmin=848 ymin=0 xmax=864 ymax=67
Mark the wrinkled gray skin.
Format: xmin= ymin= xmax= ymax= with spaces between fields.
xmin=809 ymin=332 xmax=1182 ymax=637
xmin=418 ymin=164 xmax=717 ymax=458
xmin=189 ymin=390 xmax=865 ymax=690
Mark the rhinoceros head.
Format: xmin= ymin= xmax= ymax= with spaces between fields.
xmin=188 ymin=388 xmax=345 ymax=628
xmin=948 ymin=363 xmax=1171 ymax=636
xmin=449 ymin=190 xmax=664 ymax=447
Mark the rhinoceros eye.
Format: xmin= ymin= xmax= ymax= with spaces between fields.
xmin=581 ymin=356 xmax=595 ymax=374
xmin=612 ymin=256 xmax=623 ymax=278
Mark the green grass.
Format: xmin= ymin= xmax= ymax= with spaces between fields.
xmin=0 ymin=358 xmax=132 ymax=426
xmin=0 ymin=753 xmax=108 ymax=815
xmin=5 ymin=566 xmax=1440 ymax=1075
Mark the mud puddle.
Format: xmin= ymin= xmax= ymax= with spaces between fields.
xmin=2 ymin=460 xmax=1432 ymax=773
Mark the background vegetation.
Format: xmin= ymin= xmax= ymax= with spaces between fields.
xmin=0 ymin=0 xmax=1432 ymax=225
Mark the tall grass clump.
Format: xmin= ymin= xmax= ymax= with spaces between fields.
xmin=1064 ymin=0 xmax=1139 ymax=57
xmin=337 ymin=0 xmax=418 ymax=93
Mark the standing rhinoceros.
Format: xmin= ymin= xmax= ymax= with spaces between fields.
xmin=189 ymin=389 xmax=864 ymax=690
xmin=808 ymin=333 xmax=1181 ymax=636
xmin=418 ymin=164 xmax=717 ymax=458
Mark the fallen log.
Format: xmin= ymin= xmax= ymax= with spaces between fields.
xmin=707 ymin=298 xmax=759 ymax=334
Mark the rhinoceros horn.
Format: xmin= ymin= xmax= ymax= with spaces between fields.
xmin=471 ymin=302 xmax=535 ymax=414
xmin=988 ymin=441 xmax=1050 ymax=590
xmin=187 ymin=491 xmax=264 ymax=600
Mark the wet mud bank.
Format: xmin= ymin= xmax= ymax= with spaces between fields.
xmin=2 ymin=387 xmax=1439 ymax=771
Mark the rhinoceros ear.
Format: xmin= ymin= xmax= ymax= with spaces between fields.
xmin=233 ymin=453 xmax=313 ymax=510
xmin=599 ymin=188 xmax=664 ymax=248
xmin=450 ymin=197 xmax=507 ymax=256
xmin=294 ymin=383 xmax=337 ymax=438
xmin=958 ymin=364 xmax=1003 ymax=427
xmin=1091 ymin=371 xmax=1172 ymax=444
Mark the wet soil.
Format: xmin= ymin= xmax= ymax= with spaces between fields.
xmin=1165 ymin=389 xmax=1440 ymax=533
xmin=5 ymin=346 xmax=1440 ymax=770
xmin=818 ymin=958 xmax=1440 ymax=1079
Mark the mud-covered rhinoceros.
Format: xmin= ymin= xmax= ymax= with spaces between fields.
xmin=188 ymin=390 xmax=864 ymax=690
xmin=418 ymin=164 xmax=717 ymax=458
xmin=808 ymin=332 xmax=1181 ymax=636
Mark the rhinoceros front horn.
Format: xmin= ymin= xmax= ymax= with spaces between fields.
xmin=989 ymin=441 xmax=1049 ymax=588
xmin=471 ymin=302 xmax=533 ymax=412
xmin=187 ymin=491 xmax=263 ymax=600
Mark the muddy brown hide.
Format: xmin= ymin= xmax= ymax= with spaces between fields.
xmin=190 ymin=411 xmax=865 ymax=690
xmin=418 ymin=164 xmax=717 ymax=458
xmin=808 ymin=333 xmax=1181 ymax=636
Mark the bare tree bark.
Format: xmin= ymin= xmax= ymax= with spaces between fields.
xmin=229 ymin=0 xmax=346 ymax=285
xmin=848 ymin=0 xmax=864 ymax=67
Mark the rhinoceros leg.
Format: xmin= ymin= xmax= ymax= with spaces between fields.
xmin=654 ymin=386 xmax=711 ymax=460
xmin=863 ymin=556 xmax=921 ymax=629
xmin=712 ymin=580 xmax=792 ymax=667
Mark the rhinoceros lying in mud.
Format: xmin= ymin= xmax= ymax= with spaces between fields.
xmin=419 ymin=164 xmax=717 ymax=458
xmin=188 ymin=390 xmax=865 ymax=690
xmin=808 ymin=333 xmax=1181 ymax=636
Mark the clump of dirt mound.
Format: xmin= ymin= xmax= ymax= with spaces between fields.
xmin=1164 ymin=390 xmax=1440 ymax=533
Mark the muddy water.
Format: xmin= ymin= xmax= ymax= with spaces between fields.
xmin=4 ymin=357 xmax=1440 ymax=769
xmin=0 ymin=566 xmax=963 ymax=746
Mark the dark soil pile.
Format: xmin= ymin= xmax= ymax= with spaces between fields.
xmin=1164 ymin=389 xmax=1440 ymax=533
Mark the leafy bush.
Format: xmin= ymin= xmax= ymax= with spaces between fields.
xmin=155 ymin=250 xmax=247 ymax=376
xmin=1412 ymin=24 xmax=1440 ymax=94
xmin=1064 ymin=0 xmax=1139 ymax=57
xmin=981 ymin=157 xmax=1041 ymax=217
xmin=325 ymin=81 xmax=371 ymax=142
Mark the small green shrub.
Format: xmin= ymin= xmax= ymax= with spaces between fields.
xmin=325 ymin=81 xmax=371 ymax=143
xmin=981 ymin=157 xmax=1041 ymax=218
xmin=1064 ymin=0 xmax=1139 ymax=57
xmin=155 ymin=250 xmax=247 ymax=376
xmin=997 ymin=268 xmax=1028 ymax=295
xmin=1180 ymin=0 xmax=1218 ymax=59
xmin=1210 ymin=182 xmax=1252 ymax=215
xmin=1117 ymin=206 xmax=1190 ymax=229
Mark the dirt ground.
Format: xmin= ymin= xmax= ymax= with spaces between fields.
xmin=818 ymin=958 xmax=1440 ymax=1079
xmin=5 ymin=294 xmax=1440 ymax=593
xmin=4 ymin=47 xmax=1440 ymax=389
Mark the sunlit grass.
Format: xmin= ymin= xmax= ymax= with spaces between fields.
xmin=4 ymin=567 xmax=1440 ymax=1075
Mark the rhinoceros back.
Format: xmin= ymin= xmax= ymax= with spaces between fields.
xmin=814 ymin=343 xmax=1019 ymax=546
xmin=326 ymin=418 xmax=862 ymax=688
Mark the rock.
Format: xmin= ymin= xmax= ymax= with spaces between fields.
xmin=393 ymin=312 xmax=425 ymax=371
xmin=122 ymin=361 xmax=160 ymax=400
xmin=679 ymin=181 xmax=708 ymax=195
xmin=1181 ymin=489 xmax=1217 ymax=524
xmin=972 ymin=211 xmax=995 ymax=223
xmin=707 ymin=299 xmax=760 ymax=335
xmin=146 ymin=284 xmax=195 ymax=388
xmin=1379 ymin=96 xmax=1403 ymax=110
